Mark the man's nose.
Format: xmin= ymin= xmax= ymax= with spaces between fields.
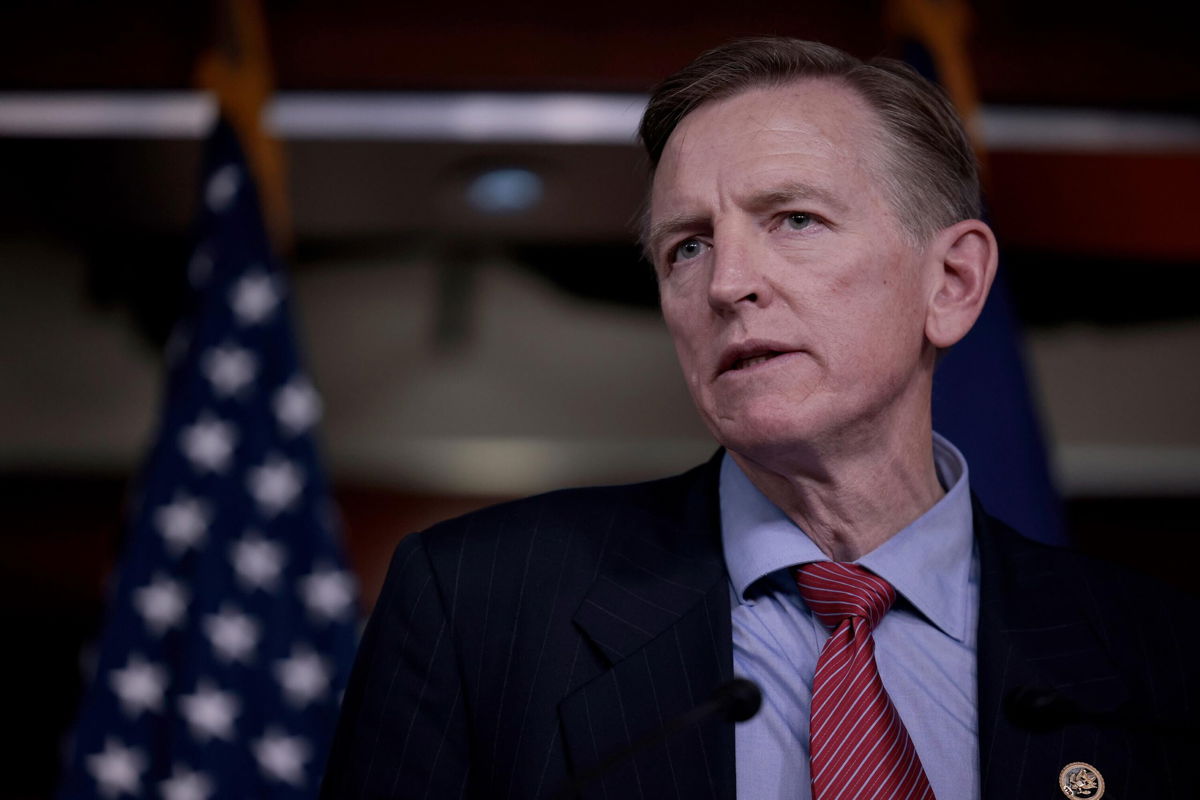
xmin=707 ymin=231 xmax=771 ymax=313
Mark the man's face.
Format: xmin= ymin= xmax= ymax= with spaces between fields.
xmin=649 ymin=80 xmax=939 ymax=463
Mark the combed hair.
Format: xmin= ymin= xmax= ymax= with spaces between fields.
xmin=638 ymin=37 xmax=981 ymax=243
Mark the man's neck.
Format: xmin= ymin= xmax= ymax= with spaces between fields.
xmin=729 ymin=425 xmax=944 ymax=562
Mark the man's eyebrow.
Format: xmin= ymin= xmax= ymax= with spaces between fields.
xmin=744 ymin=181 xmax=849 ymax=214
xmin=644 ymin=182 xmax=849 ymax=255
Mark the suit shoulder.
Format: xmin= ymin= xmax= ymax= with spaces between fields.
xmin=996 ymin=516 xmax=1196 ymax=607
xmin=983 ymin=512 xmax=1200 ymax=669
xmin=410 ymin=458 xmax=716 ymax=564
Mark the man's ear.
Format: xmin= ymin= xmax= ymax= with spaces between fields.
xmin=924 ymin=219 xmax=999 ymax=348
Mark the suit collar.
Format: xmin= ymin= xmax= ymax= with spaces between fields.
xmin=562 ymin=453 xmax=736 ymax=799
xmin=572 ymin=452 xmax=728 ymax=664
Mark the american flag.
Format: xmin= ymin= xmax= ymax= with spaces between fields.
xmin=59 ymin=118 xmax=358 ymax=799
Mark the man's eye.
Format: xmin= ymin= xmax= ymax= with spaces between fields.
xmin=785 ymin=212 xmax=815 ymax=230
xmin=671 ymin=238 xmax=709 ymax=263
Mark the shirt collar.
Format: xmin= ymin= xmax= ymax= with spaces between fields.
xmin=719 ymin=432 xmax=974 ymax=642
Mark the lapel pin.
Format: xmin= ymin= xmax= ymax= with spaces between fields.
xmin=1059 ymin=762 xmax=1105 ymax=799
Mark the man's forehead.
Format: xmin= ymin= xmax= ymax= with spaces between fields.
xmin=659 ymin=78 xmax=877 ymax=157
xmin=648 ymin=81 xmax=881 ymax=209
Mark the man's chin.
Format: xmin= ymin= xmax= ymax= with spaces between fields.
xmin=708 ymin=414 xmax=824 ymax=462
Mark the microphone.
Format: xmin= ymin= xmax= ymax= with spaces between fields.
xmin=1004 ymin=686 xmax=1082 ymax=732
xmin=1005 ymin=685 xmax=1200 ymax=739
xmin=708 ymin=676 xmax=763 ymax=723
xmin=553 ymin=678 xmax=762 ymax=798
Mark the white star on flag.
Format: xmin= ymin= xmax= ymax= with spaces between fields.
xmin=253 ymin=728 xmax=311 ymax=787
xmin=179 ymin=414 xmax=237 ymax=473
xmin=273 ymin=377 xmax=322 ymax=436
xmin=203 ymin=605 xmax=261 ymax=663
xmin=230 ymin=270 xmax=281 ymax=326
xmin=154 ymin=494 xmax=211 ymax=556
xmin=299 ymin=565 xmax=356 ymax=623
xmin=205 ymin=164 xmax=240 ymax=213
xmin=133 ymin=575 xmax=189 ymax=635
xmin=228 ymin=532 xmax=286 ymax=594
xmin=230 ymin=531 xmax=286 ymax=591
xmin=179 ymin=681 xmax=240 ymax=742
xmin=202 ymin=344 xmax=258 ymax=397
xmin=108 ymin=654 xmax=167 ymax=717
xmin=159 ymin=765 xmax=214 ymax=800
xmin=86 ymin=738 xmax=146 ymax=798
xmin=274 ymin=645 xmax=331 ymax=708
xmin=247 ymin=455 xmax=304 ymax=516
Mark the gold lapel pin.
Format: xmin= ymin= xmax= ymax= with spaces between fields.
xmin=1059 ymin=762 xmax=1105 ymax=799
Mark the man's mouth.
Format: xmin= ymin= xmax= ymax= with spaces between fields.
xmin=732 ymin=352 xmax=784 ymax=371
xmin=717 ymin=343 xmax=797 ymax=376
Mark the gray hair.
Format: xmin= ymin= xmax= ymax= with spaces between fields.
xmin=638 ymin=37 xmax=981 ymax=244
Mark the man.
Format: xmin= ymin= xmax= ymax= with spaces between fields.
xmin=322 ymin=38 xmax=1197 ymax=799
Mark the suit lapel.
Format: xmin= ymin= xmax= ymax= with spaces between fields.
xmin=975 ymin=503 xmax=1132 ymax=799
xmin=560 ymin=455 xmax=736 ymax=800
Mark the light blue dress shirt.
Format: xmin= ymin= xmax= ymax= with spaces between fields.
xmin=721 ymin=433 xmax=979 ymax=800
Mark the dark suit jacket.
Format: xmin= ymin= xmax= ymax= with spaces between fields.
xmin=322 ymin=456 xmax=1198 ymax=799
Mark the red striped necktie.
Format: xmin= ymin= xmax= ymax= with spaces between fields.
xmin=794 ymin=562 xmax=935 ymax=800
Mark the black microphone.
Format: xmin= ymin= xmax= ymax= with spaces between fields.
xmin=553 ymin=678 xmax=762 ymax=798
xmin=1004 ymin=686 xmax=1082 ymax=732
xmin=1005 ymin=685 xmax=1200 ymax=739
xmin=707 ymin=676 xmax=763 ymax=722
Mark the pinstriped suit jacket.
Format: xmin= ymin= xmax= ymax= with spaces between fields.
xmin=321 ymin=456 xmax=1198 ymax=799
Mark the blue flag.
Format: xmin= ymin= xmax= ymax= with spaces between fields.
xmin=891 ymin=0 xmax=1068 ymax=545
xmin=59 ymin=118 xmax=358 ymax=799
xmin=932 ymin=277 xmax=1066 ymax=545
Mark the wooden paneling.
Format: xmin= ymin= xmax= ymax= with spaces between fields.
xmin=988 ymin=151 xmax=1200 ymax=260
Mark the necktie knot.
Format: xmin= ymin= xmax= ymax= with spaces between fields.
xmin=794 ymin=561 xmax=896 ymax=632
